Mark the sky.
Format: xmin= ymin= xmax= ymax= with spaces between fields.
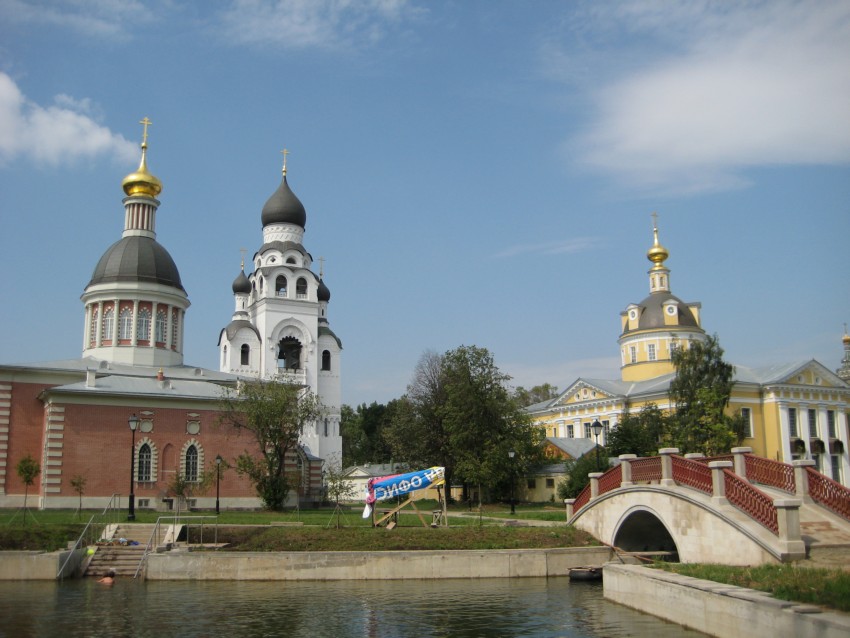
xmin=0 ymin=0 xmax=848 ymax=408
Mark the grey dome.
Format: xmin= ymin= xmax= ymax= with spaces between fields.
xmin=621 ymin=292 xmax=700 ymax=335
xmin=232 ymin=270 xmax=251 ymax=294
xmin=261 ymin=176 xmax=306 ymax=228
xmin=88 ymin=236 xmax=184 ymax=291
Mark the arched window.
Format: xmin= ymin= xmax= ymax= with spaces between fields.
xmin=185 ymin=445 xmax=198 ymax=482
xmin=102 ymin=308 xmax=114 ymax=341
xmin=286 ymin=257 xmax=296 ymax=264
xmin=222 ymin=344 xmax=228 ymax=367
xmin=296 ymin=277 xmax=307 ymax=299
xmin=137 ymin=309 xmax=151 ymax=342
xmin=276 ymin=275 xmax=287 ymax=297
xmin=241 ymin=344 xmax=250 ymax=366
xmin=137 ymin=443 xmax=152 ymax=482
xmin=321 ymin=350 xmax=331 ymax=371
xmin=118 ymin=308 xmax=133 ymax=340
xmin=155 ymin=311 xmax=167 ymax=343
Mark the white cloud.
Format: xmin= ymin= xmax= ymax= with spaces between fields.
xmin=0 ymin=72 xmax=137 ymax=166
xmin=494 ymin=237 xmax=601 ymax=259
xmin=215 ymin=0 xmax=420 ymax=49
xmin=0 ymin=0 xmax=151 ymax=38
xmin=556 ymin=0 xmax=850 ymax=195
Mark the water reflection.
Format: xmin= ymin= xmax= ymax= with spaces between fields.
xmin=0 ymin=578 xmax=705 ymax=638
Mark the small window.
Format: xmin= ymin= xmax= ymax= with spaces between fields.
xmin=647 ymin=343 xmax=656 ymax=361
xmin=155 ymin=311 xmax=167 ymax=343
xmin=296 ymin=277 xmax=308 ymax=299
xmin=137 ymin=309 xmax=151 ymax=341
xmin=808 ymin=409 xmax=818 ymax=438
xmin=827 ymin=411 xmax=836 ymax=438
xmin=831 ymin=455 xmax=842 ymax=483
xmin=526 ymin=479 xmax=536 ymax=490
xmin=740 ymin=408 xmax=753 ymax=438
xmin=171 ymin=312 xmax=179 ymax=349
xmin=119 ymin=308 xmax=133 ymax=340
xmin=185 ymin=445 xmax=198 ymax=482
xmin=788 ymin=408 xmax=798 ymax=438
xmin=629 ymin=346 xmax=637 ymax=364
xmin=241 ymin=344 xmax=250 ymax=366
xmin=321 ymin=350 xmax=331 ymax=371
xmin=137 ymin=444 xmax=152 ymax=482
xmin=567 ymin=424 xmax=574 ymax=438
xmin=102 ymin=308 xmax=114 ymax=341
xmin=584 ymin=423 xmax=592 ymax=439
xmin=286 ymin=257 xmax=296 ymax=264
xmin=545 ymin=478 xmax=555 ymax=488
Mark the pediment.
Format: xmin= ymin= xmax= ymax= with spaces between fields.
xmin=772 ymin=360 xmax=848 ymax=389
xmin=553 ymin=379 xmax=616 ymax=406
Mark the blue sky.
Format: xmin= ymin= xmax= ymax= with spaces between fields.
xmin=1 ymin=0 xmax=848 ymax=407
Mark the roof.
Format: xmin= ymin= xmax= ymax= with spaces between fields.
xmin=44 ymin=374 xmax=232 ymax=401
xmin=342 ymin=463 xmax=407 ymax=479
xmin=318 ymin=324 xmax=342 ymax=348
xmin=621 ymin=291 xmax=701 ymax=335
xmin=545 ymin=437 xmax=598 ymax=459
xmin=219 ymin=320 xmax=261 ymax=344
xmin=261 ymin=176 xmax=306 ymax=228
xmin=0 ymin=357 xmax=237 ymax=383
xmin=87 ymin=235 xmax=184 ymax=291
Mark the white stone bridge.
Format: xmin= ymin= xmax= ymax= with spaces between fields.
xmin=565 ymin=447 xmax=850 ymax=565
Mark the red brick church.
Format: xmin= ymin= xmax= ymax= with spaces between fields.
xmin=0 ymin=123 xmax=339 ymax=512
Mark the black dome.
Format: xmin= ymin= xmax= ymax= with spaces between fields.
xmin=88 ymin=236 xmax=184 ymax=291
xmin=317 ymin=278 xmax=331 ymax=302
xmin=261 ymin=176 xmax=306 ymax=228
xmin=232 ymin=270 xmax=251 ymax=294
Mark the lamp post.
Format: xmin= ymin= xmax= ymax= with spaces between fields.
xmin=508 ymin=450 xmax=516 ymax=515
xmin=215 ymin=455 xmax=222 ymax=515
xmin=128 ymin=414 xmax=139 ymax=521
xmin=591 ymin=419 xmax=604 ymax=471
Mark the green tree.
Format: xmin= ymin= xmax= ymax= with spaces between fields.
xmin=668 ymin=334 xmax=741 ymax=455
xmin=557 ymin=450 xmax=606 ymax=500
xmin=340 ymin=401 xmax=394 ymax=466
xmin=606 ymin=404 xmax=667 ymax=457
xmin=70 ymin=474 xmax=87 ymax=517
xmin=439 ymin=346 xmax=543 ymax=508
xmin=219 ymin=380 xmax=323 ymax=510
xmin=322 ymin=458 xmax=358 ymax=528
xmin=16 ymin=455 xmax=40 ymax=515
xmin=513 ymin=383 xmax=559 ymax=407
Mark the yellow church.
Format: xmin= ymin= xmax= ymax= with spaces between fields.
xmin=526 ymin=219 xmax=850 ymax=487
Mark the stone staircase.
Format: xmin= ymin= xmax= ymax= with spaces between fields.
xmin=84 ymin=524 xmax=157 ymax=579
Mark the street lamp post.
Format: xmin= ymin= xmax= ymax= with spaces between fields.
xmin=508 ymin=450 xmax=516 ymax=515
xmin=215 ymin=455 xmax=222 ymax=515
xmin=128 ymin=414 xmax=139 ymax=521
xmin=591 ymin=419 xmax=604 ymax=471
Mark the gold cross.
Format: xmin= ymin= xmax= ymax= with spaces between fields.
xmin=140 ymin=117 xmax=152 ymax=147
xmin=651 ymin=211 xmax=659 ymax=230
xmin=281 ymin=148 xmax=290 ymax=175
xmin=239 ymin=247 xmax=247 ymax=270
xmin=318 ymin=256 xmax=325 ymax=277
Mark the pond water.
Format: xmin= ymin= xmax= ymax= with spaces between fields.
xmin=0 ymin=577 xmax=706 ymax=637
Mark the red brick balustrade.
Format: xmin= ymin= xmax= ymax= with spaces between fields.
xmin=743 ymin=454 xmax=795 ymax=493
xmin=806 ymin=467 xmax=850 ymax=521
xmin=597 ymin=465 xmax=622 ymax=496
xmin=630 ymin=456 xmax=662 ymax=482
xmin=671 ymin=455 xmax=712 ymax=495
xmin=723 ymin=469 xmax=779 ymax=534
xmin=573 ymin=484 xmax=590 ymax=512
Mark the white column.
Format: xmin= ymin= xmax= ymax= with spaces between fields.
xmin=96 ymin=301 xmax=104 ymax=347
xmin=131 ymin=300 xmax=139 ymax=346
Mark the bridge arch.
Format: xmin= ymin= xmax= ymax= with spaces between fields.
xmin=612 ymin=505 xmax=678 ymax=558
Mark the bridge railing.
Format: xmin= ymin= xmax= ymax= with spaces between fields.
xmin=630 ymin=456 xmax=661 ymax=482
xmin=742 ymin=454 xmax=795 ymax=494
xmin=671 ymin=456 xmax=712 ymax=495
xmin=806 ymin=467 xmax=850 ymax=521
xmin=723 ymin=469 xmax=779 ymax=534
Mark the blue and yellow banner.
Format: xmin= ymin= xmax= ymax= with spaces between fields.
xmin=362 ymin=466 xmax=445 ymax=518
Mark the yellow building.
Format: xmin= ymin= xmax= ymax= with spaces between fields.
xmin=526 ymin=220 xmax=850 ymax=486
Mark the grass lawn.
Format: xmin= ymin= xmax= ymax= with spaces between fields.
xmin=650 ymin=562 xmax=850 ymax=613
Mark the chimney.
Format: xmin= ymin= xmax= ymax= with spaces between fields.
xmin=86 ymin=369 xmax=96 ymax=387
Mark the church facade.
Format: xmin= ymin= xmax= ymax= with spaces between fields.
xmin=526 ymin=221 xmax=850 ymax=486
xmin=0 ymin=123 xmax=340 ymax=510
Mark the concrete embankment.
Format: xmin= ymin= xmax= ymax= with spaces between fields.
xmin=603 ymin=563 xmax=850 ymax=638
xmin=145 ymin=546 xmax=612 ymax=580
xmin=0 ymin=549 xmax=86 ymax=580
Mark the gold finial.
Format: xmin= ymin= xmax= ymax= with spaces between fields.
xmin=281 ymin=148 xmax=290 ymax=176
xmin=239 ymin=247 xmax=247 ymax=270
xmin=646 ymin=211 xmax=669 ymax=269
xmin=319 ymin=256 xmax=325 ymax=278
xmin=122 ymin=116 xmax=162 ymax=197
xmin=843 ymin=323 xmax=850 ymax=345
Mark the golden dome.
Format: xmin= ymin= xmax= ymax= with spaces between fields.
xmin=122 ymin=117 xmax=162 ymax=198
xmin=646 ymin=215 xmax=668 ymax=269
